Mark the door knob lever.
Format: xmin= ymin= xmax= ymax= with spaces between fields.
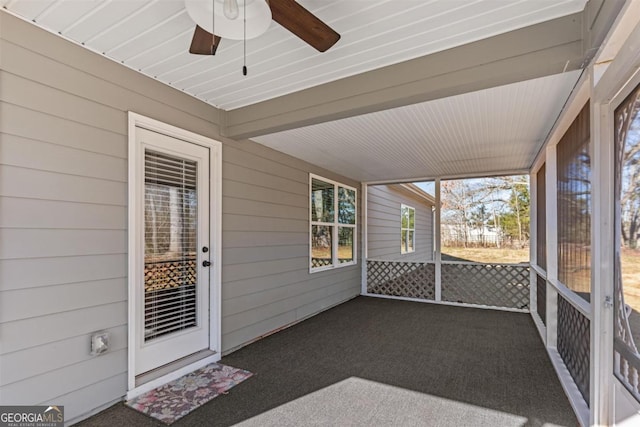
xmin=202 ymin=260 xmax=211 ymax=267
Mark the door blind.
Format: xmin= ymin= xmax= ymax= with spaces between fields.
xmin=144 ymin=149 xmax=198 ymax=341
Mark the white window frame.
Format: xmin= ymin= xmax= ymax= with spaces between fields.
xmin=309 ymin=174 xmax=357 ymax=273
xmin=401 ymin=204 xmax=416 ymax=254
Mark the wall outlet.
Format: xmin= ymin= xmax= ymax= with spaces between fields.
xmin=90 ymin=332 xmax=109 ymax=356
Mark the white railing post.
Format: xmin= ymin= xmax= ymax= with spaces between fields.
xmin=361 ymin=182 xmax=368 ymax=295
xmin=435 ymin=178 xmax=442 ymax=302
xmin=530 ymin=170 xmax=538 ymax=315
xmin=546 ymin=144 xmax=559 ymax=349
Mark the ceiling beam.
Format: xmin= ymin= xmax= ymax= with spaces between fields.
xmin=223 ymin=12 xmax=585 ymax=140
xmin=223 ymin=0 xmax=624 ymax=141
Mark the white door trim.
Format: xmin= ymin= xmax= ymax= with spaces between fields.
xmin=127 ymin=112 xmax=222 ymax=395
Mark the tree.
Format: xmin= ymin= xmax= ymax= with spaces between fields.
xmin=620 ymin=96 xmax=640 ymax=249
xmin=498 ymin=177 xmax=530 ymax=245
xmin=441 ymin=175 xmax=530 ymax=248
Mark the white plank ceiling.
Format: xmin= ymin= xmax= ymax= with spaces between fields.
xmin=2 ymin=0 xmax=587 ymax=181
xmin=3 ymin=0 xmax=586 ymax=110
xmin=253 ymin=70 xmax=582 ymax=182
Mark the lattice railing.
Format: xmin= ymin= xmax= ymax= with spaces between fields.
xmin=537 ymin=273 xmax=547 ymax=325
xmin=441 ymin=263 xmax=530 ymax=309
xmin=144 ymin=258 xmax=197 ymax=292
xmin=367 ymin=260 xmax=435 ymax=300
xmin=557 ymin=295 xmax=590 ymax=406
xmin=614 ymin=261 xmax=640 ymax=401
xmin=312 ymin=258 xmax=353 ymax=268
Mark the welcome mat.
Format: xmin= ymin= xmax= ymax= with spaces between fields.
xmin=126 ymin=363 xmax=253 ymax=424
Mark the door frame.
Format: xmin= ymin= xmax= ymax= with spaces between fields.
xmin=591 ymin=8 xmax=640 ymax=424
xmin=126 ymin=112 xmax=222 ymax=398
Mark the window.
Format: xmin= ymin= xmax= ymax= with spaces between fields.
xmin=401 ymin=204 xmax=415 ymax=254
xmin=310 ymin=175 xmax=357 ymax=271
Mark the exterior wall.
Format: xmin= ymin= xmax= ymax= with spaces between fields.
xmin=367 ymin=185 xmax=434 ymax=262
xmin=0 ymin=12 xmax=360 ymax=423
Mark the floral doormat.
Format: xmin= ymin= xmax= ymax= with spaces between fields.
xmin=126 ymin=363 xmax=253 ymax=424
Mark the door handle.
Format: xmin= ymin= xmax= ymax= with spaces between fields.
xmin=202 ymin=260 xmax=211 ymax=267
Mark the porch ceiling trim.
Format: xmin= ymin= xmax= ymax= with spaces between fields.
xmin=224 ymin=13 xmax=585 ymax=140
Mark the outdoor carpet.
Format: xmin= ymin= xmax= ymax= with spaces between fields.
xmin=125 ymin=363 xmax=253 ymax=424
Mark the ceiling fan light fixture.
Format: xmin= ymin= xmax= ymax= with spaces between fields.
xmin=223 ymin=0 xmax=239 ymax=20
xmin=185 ymin=0 xmax=272 ymax=40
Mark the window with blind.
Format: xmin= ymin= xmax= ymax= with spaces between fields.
xmin=536 ymin=163 xmax=547 ymax=271
xmin=556 ymin=102 xmax=591 ymax=300
xmin=144 ymin=149 xmax=198 ymax=340
xmin=310 ymin=175 xmax=357 ymax=271
xmin=401 ymin=204 xmax=416 ymax=254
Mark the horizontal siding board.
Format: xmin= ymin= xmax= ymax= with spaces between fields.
xmin=223 ymin=276 xmax=358 ymax=334
xmin=295 ymin=288 xmax=358 ymax=320
xmin=222 ymin=162 xmax=307 ymax=195
xmin=0 ymin=229 xmax=126 ymax=259
xmin=0 ymin=165 xmax=126 ymax=205
xmin=222 ymin=311 xmax=297 ymax=353
xmin=222 ymin=257 xmax=308 ymax=283
xmin=0 ymin=278 xmax=126 ymax=323
xmin=222 ymin=196 xmax=307 ymax=220
xmin=222 ymin=180 xmax=307 ymax=208
xmin=0 ymin=15 xmax=219 ymax=125
xmin=0 ymin=197 xmax=126 ymax=230
xmin=0 ymin=302 xmax=127 ymax=354
xmin=0 ymin=103 xmax=127 ymax=158
xmin=0 ymin=254 xmax=126 ymax=291
xmin=0 ymin=349 xmax=126 ymax=406
xmin=222 ymin=245 xmax=308 ymax=266
xmin=223 ymin=214 xmax=307 ymax=233
xmin=222 ymin=279 xmax=359 ymax=333
xmin=0 ymin=71 xmax=126 ymax=134
xmin=223 ymin=144 xmax=308 ymax=185
xmin=367 ymin=185 xmax=434 ymax=262
xmin=0 ymin=325 xmax=127 ymax=386
xmin=367 ymin=217 xmax=402 ymax=228
xmin=0 ymin=40 xmax=220 ymax=138
xmin=51 ymin=373 xmax=128 ymax=425
xmin=223 ymin=269 xmax=360 ymax=317
xmin=0 ymin=133 xmax=127 ymax=181
xmin=222 ymin=263 xmax=354 ymax=299
xmin=222 ymin=231 xmax=306 ymax=249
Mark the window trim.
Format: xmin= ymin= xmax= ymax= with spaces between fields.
xmin=309 ymin=174 xmax=357 ymax=273
xmin=401 ymin=204 xmax=416 ymax=254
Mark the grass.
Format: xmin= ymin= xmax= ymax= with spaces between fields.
xmin=441 ymin=246 xmax=529 ymax=264
xmin=312 ymin=246 xmax=353 ymax=260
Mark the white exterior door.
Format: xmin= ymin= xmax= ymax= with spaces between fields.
xmin=612 ymin=79 xmax=640 ymax=424
xmin=134 ymin=127 xmax=212 ymax=375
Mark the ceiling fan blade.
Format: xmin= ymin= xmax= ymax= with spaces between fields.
xmin=269 ymin=0 xmax=340 ymax=52
xmin=189 ymin=25 xmax=221 ymax=55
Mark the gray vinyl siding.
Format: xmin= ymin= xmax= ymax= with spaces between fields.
xmin=0 ymin=11 xmax=360 ymax=423
xmin=367 ymin=185 xmax=434 ymax=262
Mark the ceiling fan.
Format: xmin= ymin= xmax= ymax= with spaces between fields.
xmin=185 ymin=0 xmax=340 ymax=56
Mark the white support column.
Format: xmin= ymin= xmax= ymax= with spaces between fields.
xmin=545 ymin=144 xmax=559 ymax=349
xmin=530 ymin=171 xmax=538 ymax=314
xmin=590 ymin=75 xmax=615 ymax=426
xmin=361 ymin=182 xmax=368 ymax=295
xmin=435 ymin=178 xmax=442 ymax=302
